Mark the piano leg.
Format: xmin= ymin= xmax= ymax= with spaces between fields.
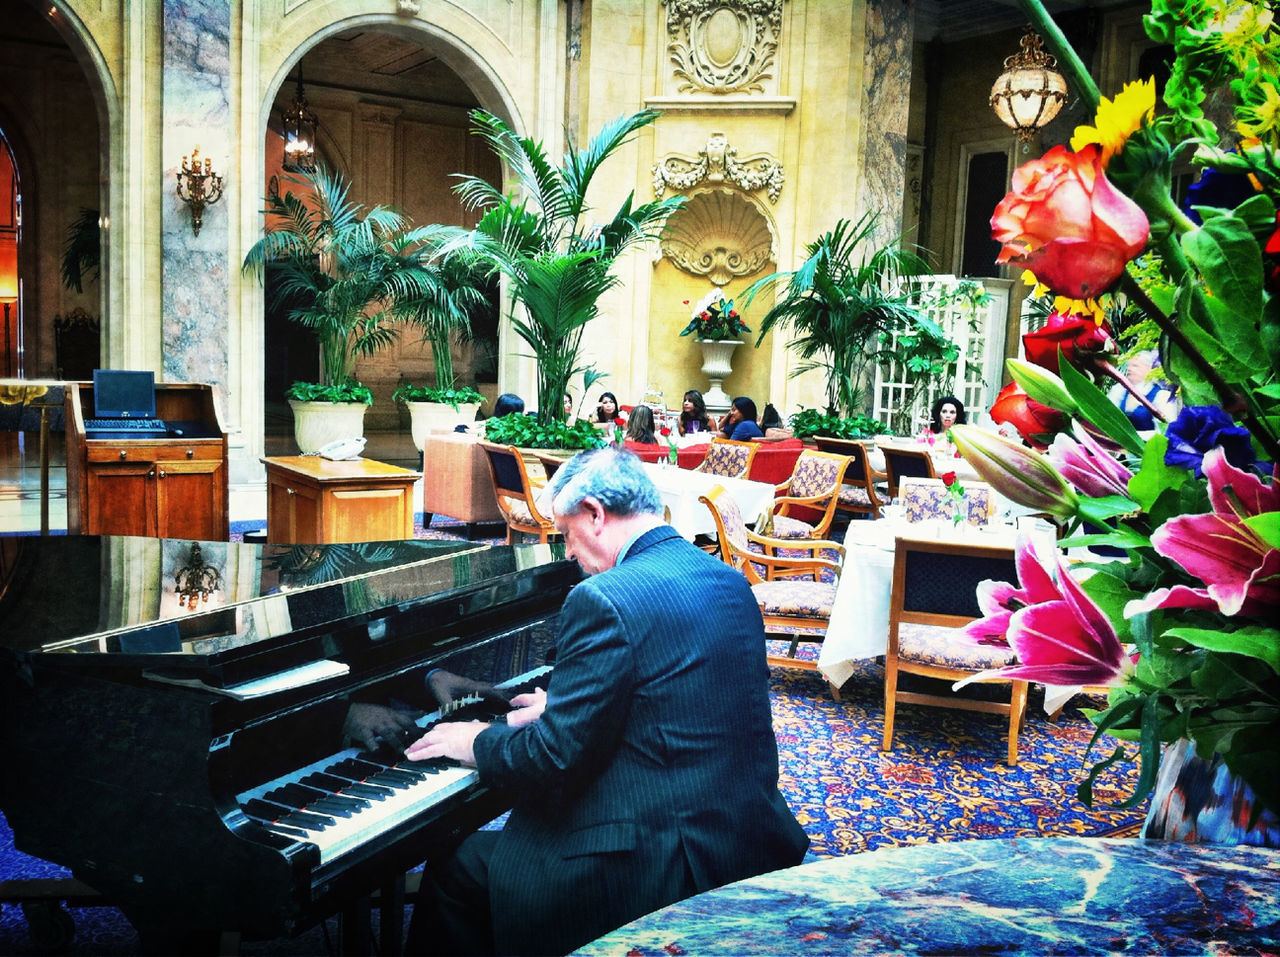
xmin=339 ymin=897 xmax=375 ymax=956
xmin=380 ymin=874 xmax=407 ymax=957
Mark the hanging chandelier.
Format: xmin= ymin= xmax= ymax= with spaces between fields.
xmin=282 ymin=74 xmax=318 ymax=172
xmin=990 ymin=27 xmax=1069 ymax=143
xmin=174 ymin=542 xmax=223 ymax=610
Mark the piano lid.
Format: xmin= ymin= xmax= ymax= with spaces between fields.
xmin=0 ymin=535 xmax=576 ymax=684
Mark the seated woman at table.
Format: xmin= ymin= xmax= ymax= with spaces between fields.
xmin=623 ymin=405 xmax=660 ymax=448
xmin=1107 ymin=349 xmax=1177 ymax=430
xmin=929 ymin=395 xmax=966 ymax=434
xmin=717 ymin=396 xmax=764 ymax=441
xmin=594 ymin=391 xmax=625 ymax=424
xmin=677 ymin=389 xmax=716 ymax=436
xmin=760 ymin=402 xmax=793 ymax=439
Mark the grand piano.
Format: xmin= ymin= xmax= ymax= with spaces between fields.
xmin=0 ymin=534 xmax=580 ymax=952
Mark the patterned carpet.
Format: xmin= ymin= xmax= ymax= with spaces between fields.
xmin=1 ymin=518 xmax=1147 ymax=953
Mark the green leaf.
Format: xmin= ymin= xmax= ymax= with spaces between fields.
xmin=1127 ymin=433 xmax=1188 ymax=510
xmin=1243 ymin=513 xmax=1280 ymax=549
xmin=1059 ymin=525 xmax=1150 ymax=550
xmin=1180 ymin=216 xmax=1267 ymax=372
xmin=1165 ymin=625 xmax=1280 ymax=672
xmin=1077 ymin=570 xmax=1140 ymax=642
xmin=1058 ymin=355 xmax=1144 ymax=454
xmin=1076 ymin=495 xmax=1140 ymax=526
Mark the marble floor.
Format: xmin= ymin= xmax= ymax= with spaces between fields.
xmin=0 ymin=429 xmax=424 ymax=537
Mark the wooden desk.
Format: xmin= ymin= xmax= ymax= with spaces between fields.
xmin=263 ymin=455 xmax=421 ymax=544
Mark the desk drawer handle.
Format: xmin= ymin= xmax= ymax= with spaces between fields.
xmin=147 ymin=469 xmax=155 ymax=479
xmin=158 ymin=469 xmax=166 ymax=479
xmin=119 ymin=449 xmax=127 ymax=460
xmin=186 ymin=449 xmax=194 ymax=459
xmin=286 ymin=487 xmax=295 ymax=496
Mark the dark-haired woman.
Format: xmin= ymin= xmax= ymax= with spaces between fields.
xmin=717 ymin=396 xmax=763 ymax=441
xmin=929 ymin=395 xmax=966 ymax=434
xmin=677 ymin=390 xmax=715 ymax=436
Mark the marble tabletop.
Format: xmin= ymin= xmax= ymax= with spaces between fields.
xmin=575 ymin=837 xmax=1280 ymax=955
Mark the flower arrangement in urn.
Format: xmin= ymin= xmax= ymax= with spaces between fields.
xmin=679 ymin=287 xmax=750 ymax=341
xmin=950 ymin=0 xmax=1280 ymax=841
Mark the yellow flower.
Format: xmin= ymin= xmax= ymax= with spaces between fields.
xmin=1236 ymin=79 xmax=1280 ymax=143
xmin=1020 ymin=270 xmax=1105 ymax=323
xmin=1070 ymin=78 xmax=1156 ymax=168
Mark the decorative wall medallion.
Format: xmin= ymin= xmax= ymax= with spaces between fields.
xmin=653 ymin=132 xmax=784 ymax=203
xmin=659 ymin=189 xmax=775 ymax=285
xmin=664 ymin=0 xmax=785 ymax=94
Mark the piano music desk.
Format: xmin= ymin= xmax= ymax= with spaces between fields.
xmin=263 ymin=455 xmax=421 ymax=544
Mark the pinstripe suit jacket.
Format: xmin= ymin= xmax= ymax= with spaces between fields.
xmin=473 ymin=525 xmax=808 ymax=955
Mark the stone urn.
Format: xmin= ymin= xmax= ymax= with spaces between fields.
xmin=698 ymin=338 xmax=740 ymax=412
xmin=405 ymin=400 xmax=482 ymax=451
xmin=288 ymin=399 xmax=369 ymax=455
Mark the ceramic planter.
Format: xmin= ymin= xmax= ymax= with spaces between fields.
xmin=288 ymin=399 xmax=369 ymax=454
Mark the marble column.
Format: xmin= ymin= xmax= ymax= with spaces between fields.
xmin=858 ymin=0 xmax=914 ymax=239
xmin=161 ymin=0 xmax=230 ymax=396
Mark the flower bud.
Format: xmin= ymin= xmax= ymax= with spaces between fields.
xmin=951 ymin=425 xmax=1079 ymax=518
xmin=1006 ymin=358 xmax=1078 ymax=415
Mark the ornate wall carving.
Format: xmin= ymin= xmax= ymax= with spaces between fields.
xmin=659 ymin=189 xmax=775 ymax=285
xmin=663 ymin=0 xmax=785 ymax=94
xmin=653 ymin=131 xmax=784 ymax=203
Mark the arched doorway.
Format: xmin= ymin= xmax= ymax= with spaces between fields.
xmin=258 ymin=26 xmax=504 ymax=439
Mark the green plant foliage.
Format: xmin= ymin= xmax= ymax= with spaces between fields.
xmin=444 ymin=109 xmax=685 ymax=427
xmin=481 ymin=413 xmax=607 ymax=451
xmin=741 ymin=212 xmax=934 ymax=419
xmin=60 ymin=207 xmax=101 ymax=293
xmin=242 ymin=165 xmax=458 ymax=394
xmin=284 ymin=379 xmax=373 ymax=405
xmin=391 ymin=383 xmax=485 ymax=409
xmin=788 ymin=408 xmax=892 ymax=441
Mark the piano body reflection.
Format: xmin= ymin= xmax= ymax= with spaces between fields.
xmin=0 ymin=535 xmax=579 ymax=948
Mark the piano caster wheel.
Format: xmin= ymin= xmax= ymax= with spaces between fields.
xmin=20 ymin=900 xmax=76 ymax=952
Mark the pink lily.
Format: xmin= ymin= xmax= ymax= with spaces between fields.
xmin=1127 ymin=448 xmax=1280 ymax=618
xmin=961 ymin=534 xmax=1061 ymax=646
xmin=1047 ymin=421 xmax=1134 ymax=498
xmin=957 ymin=534 xmax=1130 ymax=691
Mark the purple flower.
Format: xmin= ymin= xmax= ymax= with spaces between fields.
xmin=1164 ymin=406 xmax=1255 ymax=477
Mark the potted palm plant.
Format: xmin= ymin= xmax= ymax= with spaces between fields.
xmin=445 ymin=108 xmax=684 ymax=429
xmin=742 ymin=212 xmax=940 ymax=424
xmin=393 ymin=248 xmax=493 ymax=449
xmin=242 ymin=165 xmax=450 ymax=453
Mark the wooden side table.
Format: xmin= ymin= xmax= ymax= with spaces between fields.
xmin=262 ymin=455 xmax=421 ymax=544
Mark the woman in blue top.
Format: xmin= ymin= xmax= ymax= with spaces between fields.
xmin=718 ymin=396 xmax=764 ymax=441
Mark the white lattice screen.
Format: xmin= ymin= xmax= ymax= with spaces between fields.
xmin=871 ymin=275 xmax=1009 ymax=431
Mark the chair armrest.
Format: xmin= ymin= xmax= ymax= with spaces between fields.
xmin=735 ymin=548 xmax=843 ymax=582
xmin=774 ymin=492 xmax=836 ymax=509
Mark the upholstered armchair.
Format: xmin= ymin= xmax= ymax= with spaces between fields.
xmin=477 ymin=441 xmax=560 ymax=544
xmin=693 ymin=437 xmax=757 ymax=480
xmin=897 ymin=477 xmax=995 ymax=526
xmin=768 ymin=449 xmax=853 ymax=540
xmin=700 ymin=485 xmax=846 ymax=698
xmin=882 ymin=536 xmax=1027 ymax=766
xmin=812 ymin=436 xmax=884 ymax=520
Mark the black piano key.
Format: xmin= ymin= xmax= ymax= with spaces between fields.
xmin=341 ymin=782 xmax=395 ymax=801
xmin=364 ymin=771 xmax=413 ymax=791
xmin=244 ymin=816 xmax=313 ymax=841
xmin=355 ymin=753 xmax=429 ymax=781
xmin=307 ymin=798 xmax=359 ymax=818
xmin=280 ymin=809 xmax=337 ymax=831
xmin=244 ymin=798 xmax=297 ymax=823
xmin=301 ymin=772 xmax=356 ymax=793
xmin=331 ymin=758 xmax=387 ymax=779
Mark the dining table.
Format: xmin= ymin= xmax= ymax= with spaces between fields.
xmin=641 ymin=461 xmax=777 ymax=541
xmin=866 ymin=434 xmax=980 ymax=482
xmin=817 ymin=517 xmax=1056 ymax=689
xmin=573 ymin=836 xmax=1280 ymax=955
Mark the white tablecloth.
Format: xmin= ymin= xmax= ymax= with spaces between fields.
xmin=641 ymin=463 xmax=777 ymax=540
xmin=818 ymin=519 xmax=1034 ymax=689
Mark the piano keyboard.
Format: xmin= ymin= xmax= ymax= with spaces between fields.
xmin=235 ymin=665 xmax=552 ymax=865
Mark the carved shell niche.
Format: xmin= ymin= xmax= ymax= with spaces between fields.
xmin=659 ymin=189 xmax=776 ymax=286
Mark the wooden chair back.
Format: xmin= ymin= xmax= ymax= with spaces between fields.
xmin=694 ymin=437 xmax=757 ymax=479
xmin=812 ymin=436 xmax=883 ymax=518
xmin=477 ymin=441 xmax=559 ymax=544
xmin=897 ymin=476 xmax=995 ymax=526
xmin=883 ymin=536 xmax=1028 ymax=765
xmin=882 ymin=446 xmax=936 ymax=498
xmin=770 ymin=449 xmax=853 ymax=539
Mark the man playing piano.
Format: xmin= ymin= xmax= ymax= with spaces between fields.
xmin=403 ymin=447 xmax=809 ymax=955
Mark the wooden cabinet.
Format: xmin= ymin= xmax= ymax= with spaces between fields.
xmin=65 ymin=382 xmax=229 ymax=540
xmin=263 ymin=456 xmax=420 ymax=544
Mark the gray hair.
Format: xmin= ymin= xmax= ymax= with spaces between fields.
xmin=547 ymin=448 xmax=664 ymax=518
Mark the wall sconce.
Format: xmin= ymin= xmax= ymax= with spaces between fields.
xmin=175 ymin=146 xmax=225 ymax=236
xmin=990 ymin=27 xmax=1068 ymax=145
xmin=174 ymin=541 xmax=223 ymax=609
xmin=282 ymin=75 xmax=318 ymax=173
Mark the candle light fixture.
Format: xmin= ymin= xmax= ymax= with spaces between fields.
xmin=174 ymin=541 xmax=223 ymax=609
xmin=282 ymin=74 xmax=318 ymax=173
xmin=175 ymin=146 xmax=225 ymax=236
xmin=990 ymin=26 xmax=1069 ymax=144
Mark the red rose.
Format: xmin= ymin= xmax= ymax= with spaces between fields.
xmin=990 ymin=381 xmax=1067 ymax=451
xmin=1022 ymin=311 xmax=1114 ymax=374
xmin=614 ymin=417 xmax=625 ymax=427
xmin=1265 ymin=210 xmax=1280 ymax=294
xmin=941 ymin=471 xmax=958 ymax=486
xmin=991 ymin=143 xmax=1149 ymax=299
xmin=660 ymin=426 xmax=671 ymax=437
